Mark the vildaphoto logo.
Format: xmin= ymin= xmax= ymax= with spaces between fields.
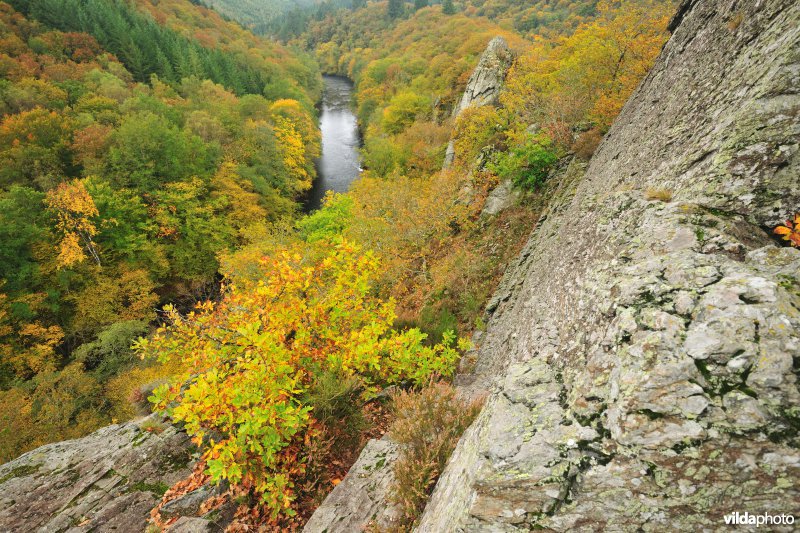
xmin=724 ymin=512 xmax=795 ymax=527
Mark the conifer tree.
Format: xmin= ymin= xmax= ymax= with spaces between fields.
xmin=442 ymin=0 xmax=456 ymax=15
xmin=388 ymin=0 xmax=404 ymax=19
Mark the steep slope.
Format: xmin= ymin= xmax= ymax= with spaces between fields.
xmin=0 ymin=0 xmax=320 ymax=463
xmin=419 ymin=0 xmax=800 ymax=529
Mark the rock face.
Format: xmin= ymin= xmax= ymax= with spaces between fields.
xmin=452 ymin=36 xmax=513 ymax=117
xmin=304 ymin=438 xmax=400 ymax=532
xmin=444 ymin=36 xmax=514 ymax=168
xmin=480 ymin=178 xmax=520 ymax=217
xmin=419 ymin=0 xmax=800 ymax=530
xmin=0 ymin=414 xmax=195 ymax=532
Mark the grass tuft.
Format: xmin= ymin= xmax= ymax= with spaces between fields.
xmin=645 ymin=188 xmax=673 ymax=203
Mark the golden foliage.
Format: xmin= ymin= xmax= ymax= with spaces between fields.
xmin=44 ymin=178 xmax=101 ymax=268
xmin=774 ymin=213 xmax=800 ymax=248
xmin=501 ymin=0 xmax=671 ymax=141
xmin=138 ymin=241 xmax=463 ymax=519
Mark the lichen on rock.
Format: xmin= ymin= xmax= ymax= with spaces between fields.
xmin=0 ymin=414 xmax=194 ymax=532
xmin=419 ymin=0 xmax=800 ymax=530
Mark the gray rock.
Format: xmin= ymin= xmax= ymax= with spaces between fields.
xmin=443 ymin=36 xmax=514 ymax=169
xmin=481 ymin=179 xmax=520 ymax=217
xmin=160 ymin=485 xmax=215 ymax=520
xmin=452 ymin=36 xmax=513 ymax=117
xmin=0 ymin=414 xmax=195 ymax=532
xmin=303 ymin=437 xmax=401 ymax=532
xmin=419 ymin=0 xmax=800 ymax=530
xmin=169 ymin=516 xmax=215 ymax=532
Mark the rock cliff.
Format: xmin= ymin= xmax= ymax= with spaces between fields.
xmin=444 ymin=36 xmax=514 ymax=168
xmin=419 ymin=0 xmax=800 ymax=530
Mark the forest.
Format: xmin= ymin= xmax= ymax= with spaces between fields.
xmin=0 ymin=0 xmax=321 ymax=462
xmin=0 ymin=0 xmax=677 ymax=529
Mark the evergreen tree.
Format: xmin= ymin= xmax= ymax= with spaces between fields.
xmin=388 ymin=0 xmax=404 ymax=19
xmin=414 ymin=0 xmax=427 ymax=10
xmin=12 ymin=0 xmax=270 ymax=95
xmin=442 ymin=0 xmax=456 ymax=15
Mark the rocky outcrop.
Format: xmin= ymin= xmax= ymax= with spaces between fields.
xmin=480 ymin=178 xmax=520 ymax=217
xmin=419 ymin=0 xmax=800 ymax=530
xmin=303 ymin=437 xmax=400 ymax=532
xmin=452 ymin=36 xmax=513 ymax=117
xmin=0 ymin=414 xmax=195 ymax=532
xmin=444 ymin=36 xmax=514 ymax=168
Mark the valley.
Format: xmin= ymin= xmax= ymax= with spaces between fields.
xmin=0 ymin=0 xmax=797 ymax=531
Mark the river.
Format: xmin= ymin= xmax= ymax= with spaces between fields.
xmin=304 ymin=75 xmax=362 ymax=211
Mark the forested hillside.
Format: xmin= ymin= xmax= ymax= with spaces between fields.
xmin=0 ymin=0 xmax=320 ymax=462
xmin=289 ymin=0 xmax=671 ymax=341
xmin=203 ymin=0 xmax=320 ymax=34
xmin=2 ymin=0 xmax=797 ymax=530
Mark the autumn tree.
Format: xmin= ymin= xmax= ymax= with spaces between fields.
xmin=210 ymin=161 xmax=268 ymax=239
xmin=500 ymin=0 xmax=671 ymax=144
xmin=382 ymin=91 xmax=429 ymax=134
xmin=0 ymin=108 xmax=73 ymax=189
xmin=139 ymin=240 xmax=464 ymax=519
xmin=45 ymin=179 xmax=101 ymax=268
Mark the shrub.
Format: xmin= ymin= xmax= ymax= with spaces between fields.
xmin=137 ymin=240 xmax=464 ymax=521
xmin=387 ymin=382 xmax=483 ymax=529
xmin=418 ymin=304 xmax=459 ymax=345
xmin=489 ymin=135 xmax=559 ymax=190
xmin=644 ymin=188 xmax=673 ymax=203
xmin=305 ymin=370 xmax=366 ymax=447
xmin=298 ymin=370 xmax=367 ymax=504
xmin=451 ymin=106 xmax=504 ymax=168
xmin=573 ymin=128 xmax=603 ymax=160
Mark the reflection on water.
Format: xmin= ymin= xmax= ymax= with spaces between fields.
xmin=304 ymin=75 xmax=361 ymax=211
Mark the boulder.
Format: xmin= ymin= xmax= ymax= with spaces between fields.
xmin=304 ymin=438 xmax=401 ymax=532
xmin=0 ymin=414 xmax=195 ymax=532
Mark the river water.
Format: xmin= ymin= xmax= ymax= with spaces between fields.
xmin=304 ymin=75 xmax=361 ymax=211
